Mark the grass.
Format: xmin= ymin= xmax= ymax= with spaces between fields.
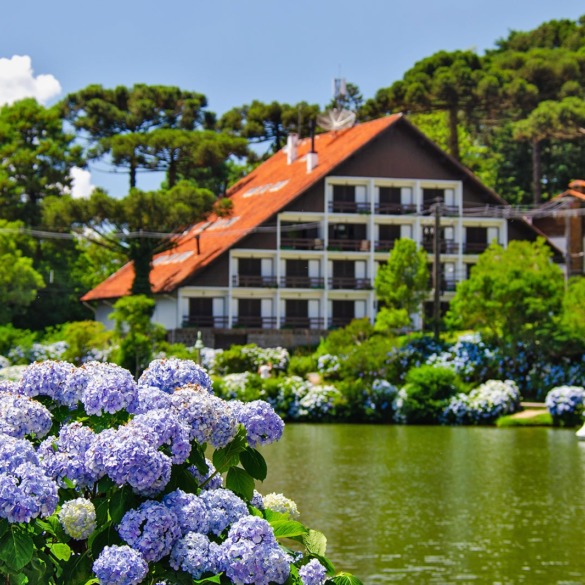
xmin=496 ymin=411 xmax=553 ymax=427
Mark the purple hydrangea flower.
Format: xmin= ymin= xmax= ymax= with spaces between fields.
xmin=169 ymin=532 xmax=220 ymax=578
xmin=0 ymin=433 xmax=39 ymax=472
xmin=117 ymin=500 xmax=181 ymax=563
xmin=170 ymin=387 xmax=238 ymax=448
xmin=18 ymin=360 xmax=78 ymax=406
xmin=162 ymin=489 xmax=209 ymax=535
xmin=232 ymin=400 xmax=284 ymax=447
xmin=38 ymin=422 xmax=97 ymax=488
xmin=129 ymin=410 xmax=191 ymax=464
xmin=138 ymin=358 xmax=212 ymax=393
xmin=216 ymin=516 xmax=290 ymax=585
xmin=250 ymin=490 xmax=264 ymax=510
xmin=199 ymin=489 xmax=249 ymax=536
xmin=131 ymin=385 xmax=173 ymax=414
xmin=0 ymin=464 xmax=59 ymax=523
xmin=0 ymin=393 xmax=52 ymax=439
xmin=299 ymin=559 xmax=328 ymax=585
xmin=93 ymin=545 xmax=148 ymax=585
xmin=80 ymin=362 xmax=138 ymax=415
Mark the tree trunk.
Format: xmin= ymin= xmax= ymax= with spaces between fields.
xmin=130 ymin=154 xmax=137 ymax=190
xmin=168 ymin=155 xmax=177 ymax=188
xmin=130 ymin=241 xmax=153 ymax=296
xmin=448 ymin=106 xmax=460 ymax=161
xmin=532 ymin=139 xmax=542 ymax=205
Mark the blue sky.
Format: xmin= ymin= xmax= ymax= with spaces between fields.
xmin=1 ymin=0 xmax=584 ymax=196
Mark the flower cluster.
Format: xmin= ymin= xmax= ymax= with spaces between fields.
xmin=0 ymin=392 xmax=52 ymax=438
xmin=299 ymin=559 xmax=328 ymax=585
xmin=93 ymin=545 xmax=148 ymax=585
xmin=138 ymin=358 xmax=212 ymax=393
xmin=442 ymin=380 xmax=521 ymax=424
xmin=545 ymin=385 xmax=585 ymax=425
xmin=262 ymin=492 xmax=300 ymax=519
xmin=297 ymin=385 xmax=342 ymax=420
xmin=317 ymin=354 xmax=340 ymax=376
xmin=58 ymin=497 xmax=96 ymax=539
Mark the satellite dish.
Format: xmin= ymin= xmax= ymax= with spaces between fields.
xmin=317 ymin=108 xmax=356 ymax=131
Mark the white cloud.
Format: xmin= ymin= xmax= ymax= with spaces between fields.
xmin=70 ymin=167 xmax=96 ymax=199
xmin=0 ymin=55 xmax=61 ymax=106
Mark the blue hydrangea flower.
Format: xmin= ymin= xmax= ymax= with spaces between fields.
xmin=129 ymin=410 xmax=191 ymax=464
xmin=188 ymin=458 xmax=223 ymax=490
xmin=18 ymin=360 xmax=78 ymax=406
xmin=93 ymin=545 xmax=148 ymax=585
xmin=232 ymin=400 xmax=284 ymax=447
xmin=117 ymin=500 xmax=181 ymax=563
xmin=250 ymin=490 xmax=264 ymax=510
xmin=138 ymin=358 xmax=212 ymax=393
xmin=170 ymin=387 xmax=238 ymax=448
xmin=216 ymin=516 xmax=290 ymax=585
xmin=58 ymin=497 xmax=96 ymax=539
xmin=38 ymin=422 xmax=97 ymax=488
xmin=0 ymin=433 xmax=39 ymax=472
xmin=299 ymin=559 xmax=327 ymax=585
xmin=79 ymin=362 xmax=138 ymax=415
xmin=0 ymin=393 xmax=52 ymax=439
xmin=0 ymin=463 xmax=59 ymax=523
xmin=199 ymin=489 xmax=249 ymax=536
xmin=169 ymin=532 xmax=220 ymax=578
xmin=162 ymin=489 xmax=209 ymax=535
xmin=131 ymin=385 xmax=173 ymax=414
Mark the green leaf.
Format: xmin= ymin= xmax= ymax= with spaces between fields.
xmin=213 ymin=426 xmax=248 ymax=472
xmin=49 ymin=542 xmax=71 ymax=561
xmin=303 ymin=529 xmax=327 ymax=556
xmin=225 ymin=466 xmax=255 ymax=500
xmin=188 ymin=443 xmax=209 ymax=475
xmin=95 ymin=498 xmax=109 ymax=526
xmin=108 ymin=485 xmax=136 ymax=525
xmin=61 ymin=551 xmax=93 ymax=585
xmin=239 ymin=447 xmax=267 ymax=481
xmin=0 ymin=527 xmax=34 ymax=572
xmin=194 ymin=574 xmax=222 ymax=584
xmin=269 ymin=520 xmax=308 ymax=539
xmin=312 ymin=553 xmax=335 ymax=576
xmin=330 ymin=572 xmax=364 ymax=585
xmin=0 ymin=520 xmax=8 ymax=540
xmin=83 ymin=580 xmax=99 ymax=585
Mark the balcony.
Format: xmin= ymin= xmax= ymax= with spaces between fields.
xmin=374 ymin=203 xmax=417 ymax=215
xmin=328 ymin=277 xmax=372 ymax=290
xmin=375 ymin=240 xmax=397 ymax=252
xmin=281 ymin=316 xmax=325 ymax=329
xmin=232 ymin=275 xmax=277 ymax=287
xmin=329 ymin=201 xmax=371 ymax=214
xmin=281 ymin=237 xmax=324 ymax=251
xmin=328 ymin=316 xmax=355 ymax=329
xmin=232 ymin=316 xmax=277 ymax=329
xmin=327 ymin=239 xmax=371 ymax=252
xmin=182 ymin=315 xmax=229 ymax=328
xmin=421 ymin=240 xmax=459 ymax=254
xmin=280 ymin=276 xmax=325 ymax=289
xmin=464 ymin=242 xmax=490 ymax=254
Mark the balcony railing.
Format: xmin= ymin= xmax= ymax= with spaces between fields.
xmin=328 ymin=316 xmax=355 ymax=329
xmin=280 ymin=276 xmax=325 ymax=289
xmin=374 ymin=203 xmax=417 ymax=215
xmin=281 ymin=316 xmax=325 ymax=329
xmin=421 ymin=240 xmax=459 ymax=254
xmin=232 ymin=316 xmax=277 ymax=329
xmin=375 ymin=240 xmax=397 ymax=252
xmin=232 ymin=275 xmax=277 ymax=287
xmin=182 ymin=315 xmax=229 ymax=328
xmin=329 ymin=201 xmax=371 ymax=214
xmin=281 ymin=238 xmax=324 ymax=250
xmin=327 ymin=239 xmax=370 ymax=252
xmin=328 ymin=277 xmax=372 ymax=290
xmin=464 ymin=242 xmax=490 ymax=254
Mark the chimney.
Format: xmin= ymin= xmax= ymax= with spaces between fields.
xmin=286 ymin=133 xmax=299 ymax=164
xmin=306 ymin=119 xmax=318 ymax=173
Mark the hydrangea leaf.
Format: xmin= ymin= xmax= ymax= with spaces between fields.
xmin=269 ymin=520 xmax=308 ymax=539
xmin=226 ymin=466 xmax=255 ymax=500
xmin=330 ymin=572 xmax=364 ymax=585
xmin=213 ymin=426 xmax=248 ymax=472
xmin=0 ymin=526 xmax=34 ymax=571
xmin=303 ymin=529 xmax=327 ymax=556
xmin=49 ymin=543 xmax=72 ymax=561
xmin=240 ymin=447 xmax=268 ymax=481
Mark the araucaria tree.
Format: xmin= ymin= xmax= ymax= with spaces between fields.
xmin=374 ymin=238 xmax=430 ymax=331
xmin=446 ymin=239 xmax=564 ymax=349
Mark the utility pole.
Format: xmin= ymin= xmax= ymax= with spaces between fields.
xmin=433 ymin=198 xmax=442 ymax=342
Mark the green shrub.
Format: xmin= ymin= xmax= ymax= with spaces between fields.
xmin=288 ymin=354 xmax=317 ymax=378
xmin=496 ymin=412 xmax=553 ymax=427
xmin=0 ymin=324 xmax=37 ymax=361
xmin=395 ymin=365 xmax=463 ymax=424
xmin=54 ymin=321 xmax=113 ymax=365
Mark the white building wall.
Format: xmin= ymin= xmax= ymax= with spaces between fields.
xmin=152 ymin=297 xmax=178 ymax=330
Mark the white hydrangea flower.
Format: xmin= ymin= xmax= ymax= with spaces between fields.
xmin=58 ymin=497 xmax=96 ymax=540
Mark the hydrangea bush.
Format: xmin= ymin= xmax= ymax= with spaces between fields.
xmin=0 ymin=357 xmax=360 ymax=585
xmin=545 ymin=385 xmax=585 ymax=426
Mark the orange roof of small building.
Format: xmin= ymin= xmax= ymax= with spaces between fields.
xmin=82 ymin=115 xmax=403 ymax=301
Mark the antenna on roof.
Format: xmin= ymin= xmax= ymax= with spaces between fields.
xmin=318 ymin=77 xmax=356 ymax=131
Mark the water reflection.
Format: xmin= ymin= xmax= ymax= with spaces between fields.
xmin=258 ymin=425 xmax=585 ymax=585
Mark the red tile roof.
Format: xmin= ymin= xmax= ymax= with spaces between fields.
xmin=82 ymin=115 xmax=403 ymax=301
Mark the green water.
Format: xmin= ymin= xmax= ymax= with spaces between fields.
xmin=258 ymin=424 xmax=585 ymax=585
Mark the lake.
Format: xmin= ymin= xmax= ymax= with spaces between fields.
xmin=258 ymin=424 xmax=585 ymax=585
